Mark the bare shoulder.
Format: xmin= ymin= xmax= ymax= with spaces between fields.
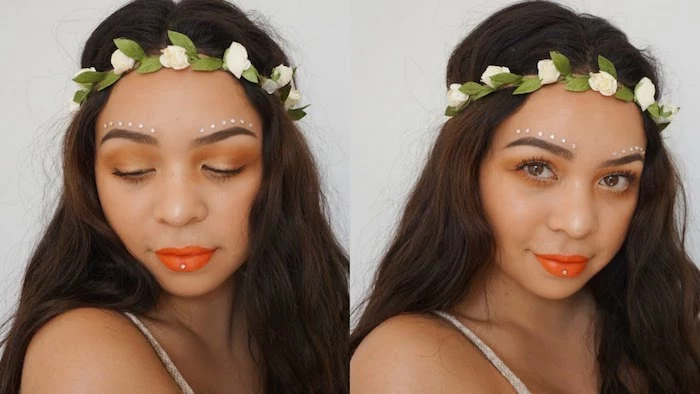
xmin=21 ymin=307 xmax=181 ymax=394
xmin=351 ymin=313 xmax=495 ymax=394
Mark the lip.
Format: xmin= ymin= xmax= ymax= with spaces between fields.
xmin=533 ymin=253 xmax=589 ymax=278
xmin=155 ymin=246 xmax=216 ymax=272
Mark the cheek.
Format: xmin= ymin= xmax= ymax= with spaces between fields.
xmin=209 ymin=165 xmax=263 ymax=242
xmin=479 ymin=165 xmax=546 ymax=245
xmin=598 ymin=202 xmax=636 ymax=251
xmin=94 ymin=169 xmax=151 ymax=251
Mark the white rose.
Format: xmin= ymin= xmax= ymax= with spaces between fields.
xmin=73 ymin=67 xmax=96 ymax=89
xmin=224 ymin=42 xmax=252 ymax=79
xmin=111 ymin=49 xmax=136 ymax=75
xmin=261 ymin=78 xmax=279 ymax=94
xmin=159 ymin=45 xmax=190 ymax=70
xmin=69 ymin=98 xmax=81 ymax=113
xmin=261 ymin=65 xmax=294 ymax=93
xmin=537 ymin=59 xmax=560 ymax=85
xmin=634 ymin=77 xmax=656 ymax=111
xmin=656 ymin=104 xmax=680 ymax=123
xmin=284 ymin=89 xmax=301 ymax=110
xmin=272 ymin=64 xmax=293 ymax=87
xmin=588 ymin=71 xmax=618 ymax=97
xmin=447 ymin=83 xmax=469 ymax=108
xmin=480 ymin=65 xmax=510 ymax=89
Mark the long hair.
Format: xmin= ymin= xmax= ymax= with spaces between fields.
xmin=350 ymin=1 xmax=700 ymax=392
xmin=0 ymin=1 xmax=349 ymax=393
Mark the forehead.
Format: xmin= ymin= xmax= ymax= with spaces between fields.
xmin=95 ymin=67 xmax=262 ymax=143
xmin=493 ymin=83 xmax=646 ymax=153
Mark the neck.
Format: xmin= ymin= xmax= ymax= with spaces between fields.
xmin=455 ymin=262 xmax=598 ymax=339
xmin=147 ymin=273 xmax=247 ymax=359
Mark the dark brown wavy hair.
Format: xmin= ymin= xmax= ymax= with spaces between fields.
xmin=351 ymin=1 xmax=700 ymax=392
xmin=0 ymin=1 xmax=348 ymax=393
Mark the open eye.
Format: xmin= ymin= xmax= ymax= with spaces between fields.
xmin=516 ymin=157 xmax=557 ymax=184
xmin=598 ymin=171 xmax=636 ymax=194
xmin=515 ymin=157 xmax=638 ymax=195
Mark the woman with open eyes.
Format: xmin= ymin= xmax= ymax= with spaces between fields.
xmin=0 ymin=0 xmax=348 ymax=393
xmin=350 ymin=1 xmax=700 ymax=393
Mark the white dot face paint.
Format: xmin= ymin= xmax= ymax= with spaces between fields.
xmin=514 ymin=128 xmax=577 ymax=151
xmin=612 ymin=145 xmax=645 ymax=157
xmin=102 ymin=116 xmax=255 ymax=136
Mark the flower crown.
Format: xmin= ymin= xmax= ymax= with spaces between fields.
xmin=445 ymin=51 xmax=678 ymax=132
xmin=70 ymin=30 xmax=308 ymax=120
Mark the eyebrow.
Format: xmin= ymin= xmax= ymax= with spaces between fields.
xmin=99 ymin=126 xmax=256 ymax=148
xmin=504 ymin=137 xmax=644 ymax=168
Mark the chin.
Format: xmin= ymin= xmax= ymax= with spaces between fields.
xmin=145 ymin=255 xmax=243 ymax=299
xmin=155 ymin=272 xmax=237 ymax=298
xmin=524 ymin=273 xmax=590 ymax=301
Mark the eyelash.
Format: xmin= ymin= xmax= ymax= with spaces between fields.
xmin=112 ymin=165 xmax=245 ymax=185
xmin=515 ymin=156 xmax=638 ymax=196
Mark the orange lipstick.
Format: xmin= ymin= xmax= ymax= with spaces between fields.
xmin=155 ymin=246 xmax=215 ymax=273
xmin=534 ymin=253 xmax=589 ymax=278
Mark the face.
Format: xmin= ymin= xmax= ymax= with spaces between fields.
xmin=94 ymin=67 xmax=263 ymax=298
xmin=478 ymin=83 xmax=646 ymax=300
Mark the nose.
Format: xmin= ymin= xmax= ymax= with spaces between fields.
xmin=546 ymin=179 xmax=599 ymax=239
xmin=153 ymin=172 xmax=208 ymax=227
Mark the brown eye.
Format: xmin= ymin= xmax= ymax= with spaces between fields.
xmin=603 ymin=175 xmax=619 ymax=187
xmin=527 ymin=164 xmax=546 ymax=177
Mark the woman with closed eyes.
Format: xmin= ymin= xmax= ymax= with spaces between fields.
xmin=350 ymin=1 xmax=700 ymax=393
xmin=0 ymin=0 xmax=348 ymax=393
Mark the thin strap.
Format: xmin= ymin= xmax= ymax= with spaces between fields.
xmin=123 ymin=312 xmax=195 ymax=394
xmin=434 ymin=311 xmax=532 ymax=394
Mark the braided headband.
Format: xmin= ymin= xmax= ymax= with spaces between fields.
xmin=445 ymin=51 xmax=678 ymax=132
xmin=70 ymin=30 xmax=308 ymax=120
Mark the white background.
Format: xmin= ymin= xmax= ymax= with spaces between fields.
xmin=0 ymin=0 xmax=698 ymax=327
xmin=0 ymin=0 xmax=349 ymax=321
xmin=349 ymin=0 xmax=700 ymax=318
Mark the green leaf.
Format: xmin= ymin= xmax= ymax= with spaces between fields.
xmin=473 ymin=88 xmax=493 ymax=100
xmin=191 ymin=57 xmax=223 ymax=71
xmin=279 ymin=83 xmax=292 ymax=102
xmin=598 ymin=55 xmax=617 ymax=80
xmin=459 ymin=82 xmax=487 ymax=95
xmin=445 ymin=106 xmax=460 ymax=116
xmin=72 ymin=90 xmax=89 ymax=104
xmin=114 ymin=38 xmax=146 ymax=61
xmin=657 ymin=122 xmax=670 ymax=133
xmin=167 ymin=30 xmax=197 ymax=57
xmin=188 ymin=54 xmax=200 ymax=64
xmin=241 ymin=65 xmax=259 ymax=83
xmin=513 ymin=77 xmax=542 ymax=94
xmin=647 ymin=103 xmax=661 ymax=118
xmin=96 ymin=70 xmax=122 ymax=91
xmin=73 ymin=71 xmax=106 ymax=84
xmin=615 ymin=85 xmax=634 ymax=102
xmin=136 ymin=56 xmax=163 ymax=74
xmin=550 ymin=51 xmax=572 ymax=77
xmin=490 ymin=72 xmax=522 ymax=85
xmin=565 ymin=76 xmax=591 ymax=92
xmin=288 ymin=104 xmax=310 ymax=121
xmin=221 ymin=49 xmax=229 ymax=71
